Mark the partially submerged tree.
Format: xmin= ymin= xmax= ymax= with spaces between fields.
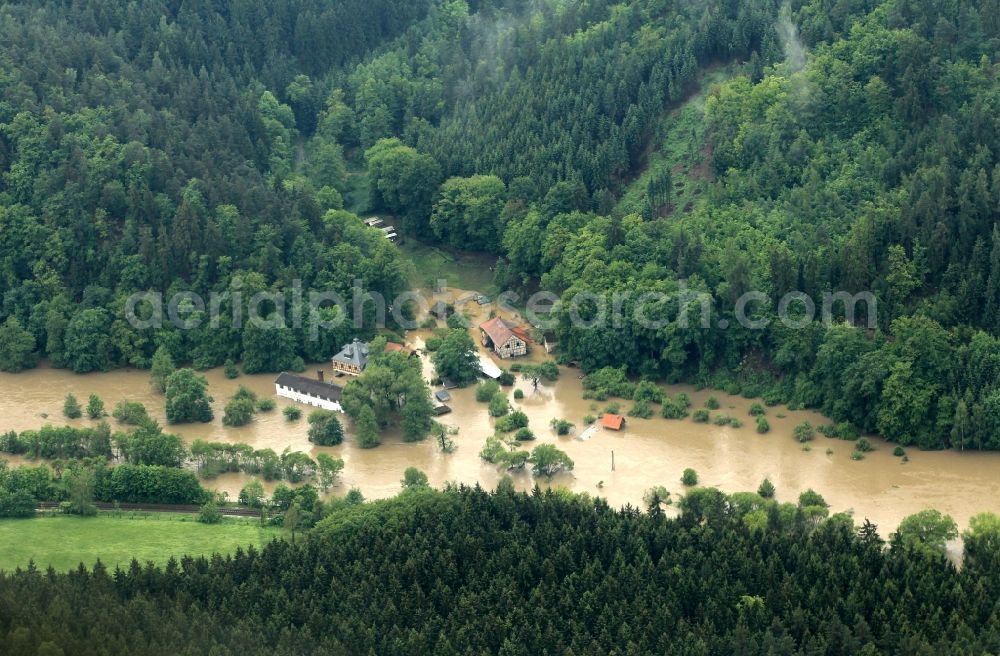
xmin=431 ymin=329 xmax=480 ymax=387
xmin=165 ymin=369 xmax=213 ymax=424
xmin=150 ymin=345 xmax=175 ymax=394
xmin=63 ymin=393 xmax=82 ymax=419
xmin=401 ymin=466 xmax=429 ymax=490
xmin=893 ymin=510 xmax=958 ymax=558
xmin=307 ymin=410 xmax=344 ymax=446
xmin=643 ymin=486 xmax=672 ymax=516
xmin=528 ymin=444 xmax=574 ymax=477
xmin=86 ymin=394 xmax=106 ymax=419
xmin=316 ymin=453 xmax=345 ymax=491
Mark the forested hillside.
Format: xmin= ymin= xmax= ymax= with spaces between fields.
xmin=353 ymin=0 xmax=1000 ymax=450
xmin=535 ymin=0 xmax=1000 ymax=450
xmin=0 ymin=0 xmax=431 ymax=373
xmin=351 ymin=0 xmax=790 ymax=234
xmin=3 ymin=484 xmax=1000 ymax=654
xmin=2 ymin=0 xmax=1000 ymax=449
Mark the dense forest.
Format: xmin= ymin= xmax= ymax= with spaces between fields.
xmin=0 ymin=0 xmax=423 ymax=374
xmin=2 ymin=484 xmax=1000 ymax=655
xmin=3 ymin=2 xmax=1000 ymax=652
xmin=343 ymin=0 xmax=1000 ymax=451
xmin=1 ymin=0 xmax=999 ymax=452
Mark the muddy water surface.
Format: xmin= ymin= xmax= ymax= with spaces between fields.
xmin=2 ymin=290 xmax=999 ymax=536
xmin=2 ymin=350 xmax=1000 ymax=537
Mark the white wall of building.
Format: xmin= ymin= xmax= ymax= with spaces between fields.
xmin=495 ymin=337 xmax=527 ymax=359
xmin=275 ymin=385 xmax=344 ymax=413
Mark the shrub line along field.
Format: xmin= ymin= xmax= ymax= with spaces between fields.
xmin=34 ymin=501 xmax=262 ymax=517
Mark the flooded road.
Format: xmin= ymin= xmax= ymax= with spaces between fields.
xmin=2 ymin=353 xmax=1000 ymax=536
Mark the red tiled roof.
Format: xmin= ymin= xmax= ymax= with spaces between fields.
xmin=480 ymin=317 xmax=514 ymax=346
xmin=510 ymin=326 xmax=533 ymax=344
xmin=480 ymin=317 xmax=530 ymax=346
xmin=601 ymin=414 xmax=625 ymax=430
xmin=385 ymin=342 xmax=414 ymax=356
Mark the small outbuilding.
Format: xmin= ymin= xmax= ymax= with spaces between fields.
xmin=385 ymin=342 xmax=415 ymax=357
xmin=601 ymin=413 xmax=626 ymax=431
xmin=477 ymin=354 xmax=503 ymax=379
xmin=432 ymin=402 xmax=453 ymax=416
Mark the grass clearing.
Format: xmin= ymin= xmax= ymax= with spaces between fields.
xmin=341 ymin=150 xmax=371 ymax=215
xmin=340 ymin=155 xmax=497 ymax=295
xmin=399 ymin=240 xmax=498 ymax=294
xmin=342 ymin=167 xmax=370 ymax=215
xmin=0 ymin=513 xmax=282 ymax=572
xmin=616 ymin=65 xmax=734 ymax=218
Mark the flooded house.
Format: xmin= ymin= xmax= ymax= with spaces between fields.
xmin=479 ymin=317 xmax=530 ymax=359
xmin=601 ymin=413 xmax=626 ymax=431
xmin=274 ymin=371 xmax=344 ymax=412
xmin=332 ymin=339 xmax=369 ymax=376
xmin=384 ymin=342 xmax=415 ymax=358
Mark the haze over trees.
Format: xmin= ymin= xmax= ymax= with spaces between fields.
xmin=0 ymin=0 xmax=995 ymax=452
xmin=0 ymin=0 xmax=1000 ymax=649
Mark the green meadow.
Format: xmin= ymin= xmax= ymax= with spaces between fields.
xmin=0 ymin=513 xmax=281 ymax=572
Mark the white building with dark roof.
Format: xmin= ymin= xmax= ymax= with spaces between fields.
xmin=274 ymin=371 xmax=344 ymax=412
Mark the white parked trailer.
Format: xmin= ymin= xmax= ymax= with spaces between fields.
xmin=477 ymin=354 xmax=503 ymax=379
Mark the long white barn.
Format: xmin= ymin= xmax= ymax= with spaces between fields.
xmin=275 ymin=371 xmax=344 ymax=412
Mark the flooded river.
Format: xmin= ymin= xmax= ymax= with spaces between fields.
xmin=2 ymin=350 xmax=1000 ymax=537
xmin=1 ymin=292 xmax=999 ymax=537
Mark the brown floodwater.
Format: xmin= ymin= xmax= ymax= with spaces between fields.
xmin=1 ymin=291 xmax=999 ymax=540
xmin=3 ymin=357 xmax=1000 ymax=538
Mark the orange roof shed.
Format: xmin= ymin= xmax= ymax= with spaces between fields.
xmin=601 ymin=414 xmax=625 ymax=430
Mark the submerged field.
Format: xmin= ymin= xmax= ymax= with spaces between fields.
xmin=0 ymin=513 xmax=281 ymax=572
